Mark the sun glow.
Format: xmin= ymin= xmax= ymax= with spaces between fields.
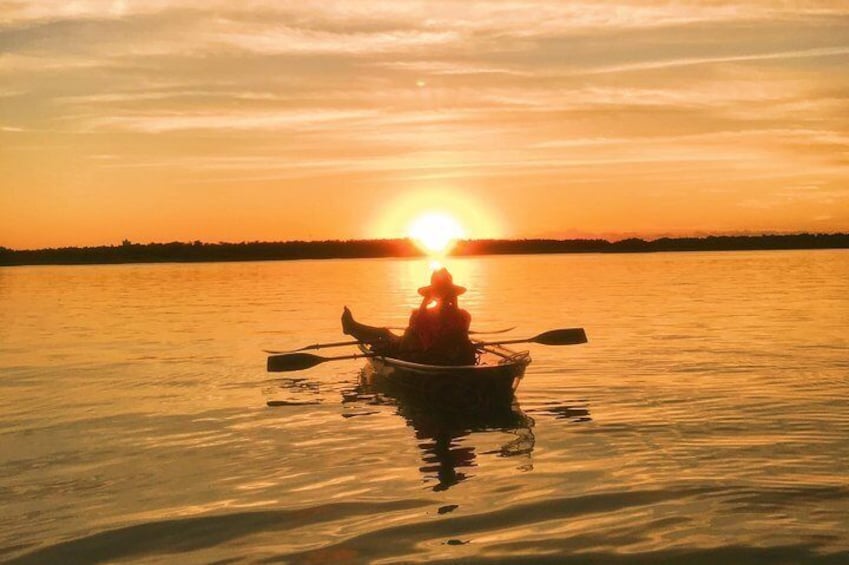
xmin=408 ymin=212 xmax=466 ymax=255
xmin=373 ymin=190 xmax=503 ymax=245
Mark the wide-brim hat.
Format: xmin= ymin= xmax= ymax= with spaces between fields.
xmin=418 ymin=267 xmax=466 ymax=297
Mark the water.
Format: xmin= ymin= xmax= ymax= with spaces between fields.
xmin=1 ymin=251 xmax=847 ymax=564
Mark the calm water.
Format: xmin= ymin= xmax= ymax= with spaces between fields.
xmin=1 ymin=251 xmax=847 ymax=564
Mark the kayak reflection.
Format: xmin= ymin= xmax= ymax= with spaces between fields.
xmin=351 ymin=365 xmax=535 ymax=491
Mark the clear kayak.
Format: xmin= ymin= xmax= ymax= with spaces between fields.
xmin=358 ymin=344 xmax=531 ymax=409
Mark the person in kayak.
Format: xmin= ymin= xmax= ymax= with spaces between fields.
xmin=341 ymin=267 xmax=477 ymax=365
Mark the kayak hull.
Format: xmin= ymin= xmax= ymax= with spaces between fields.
xmin=359 ymin=345 xmax=531 ymax=410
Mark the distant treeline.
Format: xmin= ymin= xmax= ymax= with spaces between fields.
xmin=1 ymin=234 xmax=847 ymax=266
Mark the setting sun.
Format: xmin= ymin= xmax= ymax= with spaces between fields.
xmin=373 ymin=190 xmax=503 ymax=244
xmin=408 ymin=212 xmax=466 ymax=255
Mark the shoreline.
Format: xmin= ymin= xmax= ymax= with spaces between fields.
xmin=1 ymin=234 xmax=847 ymax=267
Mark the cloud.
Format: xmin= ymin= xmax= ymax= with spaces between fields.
xmin=585 ymin=46 xmax=849 ymax=74
xmin=218 ymin=26 xmax=460 ymax=55
xmin=86 ymin=109 xmax=379 ymax=133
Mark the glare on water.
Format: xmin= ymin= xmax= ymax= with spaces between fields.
xmin=0 ymin=251 xmax=847 ymax=563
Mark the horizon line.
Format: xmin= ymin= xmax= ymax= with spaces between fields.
xmin=4 ymin=231 xmax=849 ymax=253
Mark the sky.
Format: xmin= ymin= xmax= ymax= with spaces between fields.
xmin=1 ymin=1 xmax=848 ymax=248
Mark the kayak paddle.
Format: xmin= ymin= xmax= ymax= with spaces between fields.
xmin=386 ymin=326 xmax=517 ymax=335
xmin=267 ymin=352 xmax=376 ymax=372
xmin=266 ymin=328 xmax=587 ymax=372
xmin=264 ymin=339 xmax=363 ymax=354
xmin=263 ymin=327 xmax=518 ymax=354
xmin=476 ymin=328 xmax=587 ymax=348
xmin=470 ymin=326 xmax=516 ymax=335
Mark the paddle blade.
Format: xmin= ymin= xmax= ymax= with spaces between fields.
xmin=267 ymin=353 xmax=324 ymax=372
xmin=533 ymin=328 xmax=588 ymax=346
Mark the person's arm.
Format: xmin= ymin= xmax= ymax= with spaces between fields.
xmin=460 ymin=309 xmax=472 ymax=332
xmin=407 ymin=308 xmax=420 ymax=330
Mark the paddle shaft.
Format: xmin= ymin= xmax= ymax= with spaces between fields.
xmin=387 ymin=326 xmax=516 ymax=335
xmin=264 ymin=339 xmax=362 ymax=354
xmin=265 ymin=327 xmax=518 ymax=354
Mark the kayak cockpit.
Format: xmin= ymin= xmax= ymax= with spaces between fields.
xmin=358 ymin=343 xmax=531 ymax=373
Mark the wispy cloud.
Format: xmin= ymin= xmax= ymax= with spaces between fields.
xmin=586 ymin=46 xmax=849 ymax=74
xmin=86 ymin=109 xmax=379 ymax=133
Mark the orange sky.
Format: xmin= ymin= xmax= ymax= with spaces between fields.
xmin=1 ymin=1 xmax=848 ymax=249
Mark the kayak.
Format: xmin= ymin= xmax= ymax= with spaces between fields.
xmin=358 ymin=343 xmax=531 ymax=410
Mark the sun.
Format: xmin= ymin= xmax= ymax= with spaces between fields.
xmin=408 ymin=212 xmax=466 ymax=255
xmin=372 ymin=190 xmax=503 ymax=244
